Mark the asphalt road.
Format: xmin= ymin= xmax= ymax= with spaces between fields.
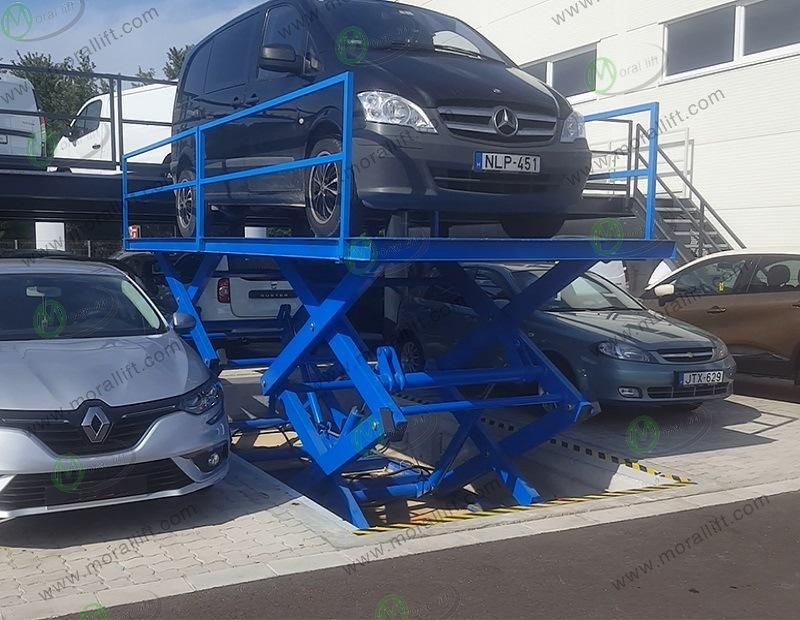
xmin=67 ymin=491 xmax=799 ymax=620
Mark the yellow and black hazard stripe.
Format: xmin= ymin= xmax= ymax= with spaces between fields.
xmin=545 ymin=438 xmax=693 ymax=484
xmin=353 ymin=480 xmax=692 ymax=535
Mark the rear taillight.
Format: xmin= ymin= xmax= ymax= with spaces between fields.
xmin=217 ymin=278 xmax=231 ymax=304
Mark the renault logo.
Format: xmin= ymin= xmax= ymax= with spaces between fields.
xmin=81 ymin=407 xmax=111 ymax=444
xmin=492 ymin=107 xmax=519 ymax=137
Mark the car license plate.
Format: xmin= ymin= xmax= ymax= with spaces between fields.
xmin=474 ymin=152 xmax=540 ymax=174
xmin=0 ymin=135 xmax=7 ymax=144
xmin=678 ymin=370 xmax=724 ymax=386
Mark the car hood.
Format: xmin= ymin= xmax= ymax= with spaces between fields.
xmin=360 ymin=55 xmax=563 ymax=115
xmin=0 ymin=332 xmax=209 ymax=411
xmin=539 ymin=310 xmax=715 ymax=348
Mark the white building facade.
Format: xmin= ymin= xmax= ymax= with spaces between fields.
xmin=400 ymin=0 xmax=800 ymax=249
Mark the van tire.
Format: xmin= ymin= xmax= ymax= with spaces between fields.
xmin=176 ymin=168 xmax=243 ymax=238
xmin=501 ymin=215 xmax=565 ymax=239
xmin=176 ymin=169 xmax=201 ymax=238
xmin=305 ymin=138 xmax=362 ymax=237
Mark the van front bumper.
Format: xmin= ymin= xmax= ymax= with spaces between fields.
xmin=353 ymin=121 xmax=591 ymax=216
xmin=0 ymin=407 xmax=229 ymax=520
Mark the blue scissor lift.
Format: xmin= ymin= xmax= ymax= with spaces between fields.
xmin=123 ymin=73 xmax=674 ymax=528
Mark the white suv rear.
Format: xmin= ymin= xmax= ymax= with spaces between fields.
xmin=113 ymin=252 xmax=301 ymax=348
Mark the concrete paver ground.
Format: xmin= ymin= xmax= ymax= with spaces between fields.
xmin=1 ymin=374 xmax=799 ymax=619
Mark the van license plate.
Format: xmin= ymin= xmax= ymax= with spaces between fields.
xmin=678 ymin=370 xmax=724 ymax=386
xmin=0 ymin=135 xmax=7 ymax=144
xmin=474 ymin=152 xmax=540 ymax=174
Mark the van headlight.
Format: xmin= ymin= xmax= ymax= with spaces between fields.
xmin=358 ymin=91 xmax=438 ymax=134
xmin=597 ymin=341 xmax=653 ymax=363
xmin=561 ymin=111 xmax=586 ymax=143
xmin=180 ymin=379 xmax=223 ymax=415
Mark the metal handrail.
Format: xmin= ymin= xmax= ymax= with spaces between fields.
xmin=123 ymin=72 xmax=354 ymax=256
xmin=585 ymin=103 xmax=659 ymax=238
xmin=635 ymin=125 xmax=745 ymax=250
xmin=0 ymin=63 xmax=177 ymax=169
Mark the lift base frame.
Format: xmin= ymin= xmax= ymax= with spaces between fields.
xmin=145 ymin=238 xmax=674 ymax=528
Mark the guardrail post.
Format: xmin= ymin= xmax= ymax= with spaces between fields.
xmin=339 ymin=72 xmax=354 ymax=258
xmin=195 ymin=126 xmax=205 ymax=251
xmin=645 ymin=103 xmax=660 ymax=240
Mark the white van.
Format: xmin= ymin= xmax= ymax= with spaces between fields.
xmin=53 ymin=83 xmax=175 ymax=171
xmin=0 ymin=74 xmax=44 ymax=159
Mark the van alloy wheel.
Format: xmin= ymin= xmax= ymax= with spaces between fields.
xmin=308 ymin=150 xmax=339 ymax=225
xmin=176 ymin=169 xmax=196 ymax=237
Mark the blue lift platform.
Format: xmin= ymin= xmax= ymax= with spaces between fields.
xmin=122 ymin=72 xmax=674 ymax=528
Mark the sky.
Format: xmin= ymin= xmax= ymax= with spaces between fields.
xmin=0 ymin=0 xmax=263 ymax=76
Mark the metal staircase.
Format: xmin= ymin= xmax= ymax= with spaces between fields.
xmin=584 ymin=118 xmax=745 ymax=267
xmin=630 ymin=125 xmax=745 ymax=265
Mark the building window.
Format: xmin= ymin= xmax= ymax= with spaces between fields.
xmin=522 ymin=47 xmax=596 ymax=99
xmin=745 ymin=0 xmax=800 ymax=56
xmin=553 ymin=49 xmax=597 ymax=97
xmin=524 ymin=62 xmax=547 ymax=82
xmin=666 ymin=7 xmax=736 ymax=76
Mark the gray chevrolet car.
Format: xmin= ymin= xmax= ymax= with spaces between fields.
xmin=0 ymin=258 xmax=229 ymax=520
xmin=395 ymin=263 xmax=736 ymax=412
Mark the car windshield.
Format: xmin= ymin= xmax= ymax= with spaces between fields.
xmin=0 ymin=272 xmax=166 ymax=341
xmin=325 ymin=3 xmax=511 ymax=65
xmin=513 ymin=271 xmax=644 ymax=312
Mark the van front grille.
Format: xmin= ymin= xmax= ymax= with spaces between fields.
xmin=438 ymin=106 xmax=558 ymax=144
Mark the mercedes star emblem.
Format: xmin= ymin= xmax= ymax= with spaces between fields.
xmin=492 ymin=107 xmax=519 ymax=137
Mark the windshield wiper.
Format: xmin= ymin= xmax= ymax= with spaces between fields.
xmin=433 ymin=44 xmax=497 ymax=61
xmin=370 ymin=41 xmax=433 ymax=52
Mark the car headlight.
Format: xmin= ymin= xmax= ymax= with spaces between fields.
xmin=597 ymin=341 xmax=653 ymax=363
xmin=713 ymin=339 xmax=730 ymax=361
xmin=357 ymin=91 xmax=438 ymax=134
xmin=560 ymin=111 xmax=586 ymax=143
xmin=180 ymin=379 xmax=223 ymax=415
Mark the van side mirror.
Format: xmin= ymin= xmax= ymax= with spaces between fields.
xmin=654 ymin=283 xmax=676 ymax=305
xmin=171 ymin=312 xmax=196 ymax=334
xmin=260 ymin=45 xmax=302 ymax=73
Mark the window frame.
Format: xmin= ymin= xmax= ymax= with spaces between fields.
xmin=204 ymin=13 xmax=260 ymax=94
xmin=743 ymin=254 xmax=800 ymax=294
xmin=259 ymin=3 xmax=310 ymax=79
xmin=663 ymin=0 xmax=800 ymax=85
xmin=666 ymin=256 xmax=754 ymax=298
xmin=72 ymin=100 xmax=102 ymax=139
xmin=521 ymin=43 xmax=598 ymax=104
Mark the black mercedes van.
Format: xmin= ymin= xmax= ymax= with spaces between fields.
xmin=171 ymin=0 xmax=591 ymax=238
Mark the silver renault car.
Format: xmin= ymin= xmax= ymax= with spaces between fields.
xmin=0 ymin=258 xmax=229 ymax=520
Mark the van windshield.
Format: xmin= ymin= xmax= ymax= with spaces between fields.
xmin=324 ymin=3 xmax=511 ymax=65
